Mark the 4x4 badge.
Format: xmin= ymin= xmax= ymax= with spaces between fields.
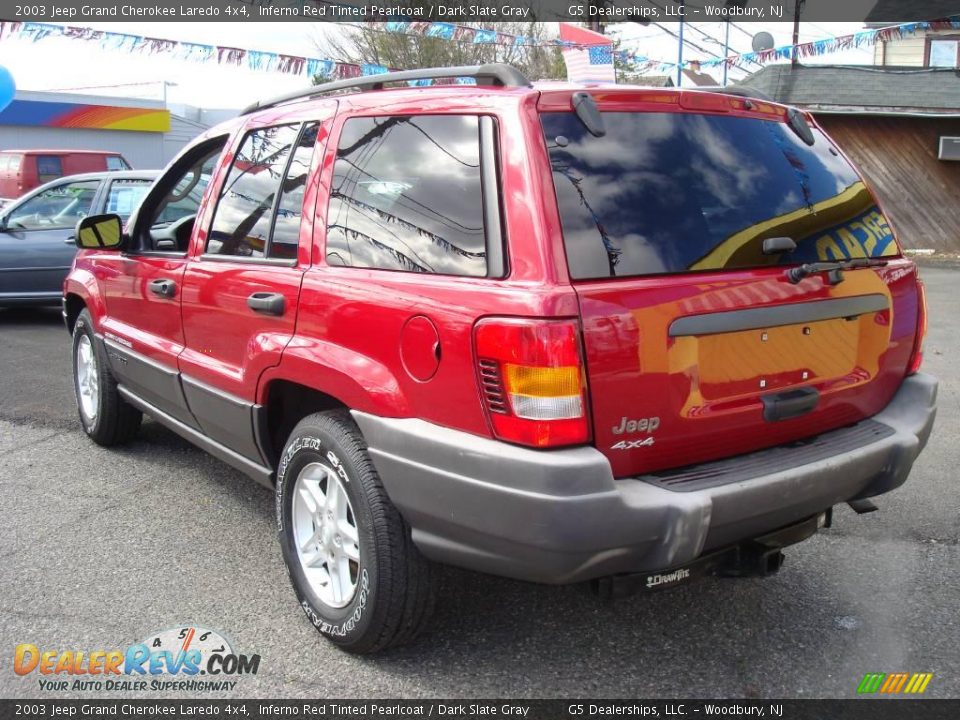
xmin=612 ymin=437 xmax=655 ymax=450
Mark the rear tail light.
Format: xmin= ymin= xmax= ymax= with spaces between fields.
xmin=907 ymin=279 xmax=928 ymax=376
xmin=474 ymin=318 xmax=589 ymax=448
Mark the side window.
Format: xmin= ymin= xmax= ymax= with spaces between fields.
xmin=326 ymin=114 xmax=487 ymax=277
xmin=205 ymin=124 xmax=301 ymax=258
xmin=153 ymin=154 xmax=217 ymax=226
xmin=270 ymin=123 xmax=319 ymax=260
xmin=132 ymin=136 xmax=228 ymax=253
xmin=5 ymin=180 xmax=99 ymax=230
xmin=36 ymin=155 xmax=63 ymax=184
xmin=106 ymin=156 xmax=129 ymax=171
xmin=105 ymin=179 xmax=151 ymax=221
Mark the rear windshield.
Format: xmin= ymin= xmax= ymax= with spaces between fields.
xmin=542 ymin=111 xmax=899 ymax=279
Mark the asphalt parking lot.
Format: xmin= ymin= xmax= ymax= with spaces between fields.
xmin=0 ymin=267 xmax=957 ymax=700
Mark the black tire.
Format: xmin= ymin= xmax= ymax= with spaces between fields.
xmin=276 ymin=410 xmax=435 ymax=654
xmin=71 ymin=309 xmax=142 ymax=446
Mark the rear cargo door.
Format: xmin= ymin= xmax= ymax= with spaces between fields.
xmin=541 ymin=101 xmax=921 ymax=478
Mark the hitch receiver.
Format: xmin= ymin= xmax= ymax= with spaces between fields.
xmin=593 ymin=510 xmax=829 ymax=602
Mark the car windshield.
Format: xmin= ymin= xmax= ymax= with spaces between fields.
xmin=542 ymin=111 xmax=900 ymax=279
xmin=5 ymin=181 xmax=99 ymax=229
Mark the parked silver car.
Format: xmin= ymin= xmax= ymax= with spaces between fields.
xmin=0 ymin=170 xmax=159 ymax=307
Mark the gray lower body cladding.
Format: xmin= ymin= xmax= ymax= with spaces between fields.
xmin=352 ymin=373 xmax=938 ymax=585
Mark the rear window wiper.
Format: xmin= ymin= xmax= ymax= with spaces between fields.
xmin=786 ymin=258 xmax=888 ymax=285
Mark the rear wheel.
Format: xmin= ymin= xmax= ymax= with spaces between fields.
xmin=71 ymin=309 xmax=142 ymax=445
xmin=276 ymin=410 xmax=435 ymax=653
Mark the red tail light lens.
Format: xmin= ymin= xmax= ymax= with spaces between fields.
xmin=907 ymin=280 xmax=928 ymax=376
xmin=474 ymin=318 xmax=589 ymax=448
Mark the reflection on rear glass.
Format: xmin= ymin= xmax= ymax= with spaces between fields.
xmin=542 ymin=112 xmax=898 ymax=280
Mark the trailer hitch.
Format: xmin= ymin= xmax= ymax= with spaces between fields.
xmin=593 ymin=510 xmax=830 ymax=602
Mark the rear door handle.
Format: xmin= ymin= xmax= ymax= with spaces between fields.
xmin=148 ymin=278 xmax=177 ymax=299
xmin=761 ymin=387 xmax=820 ymax=422
xmin=247 ymin=292 xmax=285 ymax=316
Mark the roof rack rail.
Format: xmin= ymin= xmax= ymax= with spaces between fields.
xmin=240 ymin=63 xmax=532 ymax=116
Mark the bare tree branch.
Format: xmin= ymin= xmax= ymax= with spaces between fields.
xmin=312 ymin=21 xmax=567 ymax=81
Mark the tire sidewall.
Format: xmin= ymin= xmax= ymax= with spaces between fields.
xmin=276 ymin=424 xmax=377 ymax=646
xmin=72 ymin=312 xmax=103 ymax=437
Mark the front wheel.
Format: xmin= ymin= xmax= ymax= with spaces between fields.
xmin=72 ymin=309 xmax=142 ymax=445
xmin=276 ymin=410 xmax=435 ymax=653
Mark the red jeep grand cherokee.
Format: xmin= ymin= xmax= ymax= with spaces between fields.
xmin=63 ymin=65 xmax=937 ymax=653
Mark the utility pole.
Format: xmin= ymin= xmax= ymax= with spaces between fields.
xmin=587 ymin=1 xmax=603 ymax=33
xmin=677 ymin=14 xmax=684 ymax=87
xmin=722 ymin=21 xmax=730 ymax=86
xmin=791 ymin=0 xmax=804 ymax=66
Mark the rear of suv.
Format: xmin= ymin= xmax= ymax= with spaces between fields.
xmin=63 ymin=65 xmax=937 ymax=653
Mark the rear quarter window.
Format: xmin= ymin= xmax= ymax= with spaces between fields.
xmin=542 ymin=111 xmax=898 ymax=280
xmin=325 ymin=114 xmax=488 ymax=277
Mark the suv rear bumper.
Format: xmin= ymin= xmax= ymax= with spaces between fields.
xmin=352 ymin=372 xmax=937 ymax=584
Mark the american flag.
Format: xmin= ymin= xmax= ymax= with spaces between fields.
xmin=559 ymin=23 xmax=616 ymax=84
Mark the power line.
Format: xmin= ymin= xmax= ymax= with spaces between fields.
xmin=639 ymin=2 xmax=757 ymax=77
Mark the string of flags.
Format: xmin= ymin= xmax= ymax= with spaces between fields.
xmin=698 ymin=17 xmax=960 ymax=70
xmin=1 ymin=17 xmax=959 ymax=82
xmin=0 ymin=18 xmax=655 ymax=80
xmin=380 ymin=17 xmax=960 ymax=74
xmin=0 ymin=20 xmax=377 ymax=80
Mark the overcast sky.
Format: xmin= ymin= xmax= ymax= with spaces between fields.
xmin=0 ymin=22 xmax=872 ymax=110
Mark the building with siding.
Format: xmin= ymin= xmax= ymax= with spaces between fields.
xmin=0 ymin=90 xmax=213 ymax=170
xmin=872 ymin=26 xmax=960 ymax=67
xmin=739 ymin=64 xmax=960 ymax=252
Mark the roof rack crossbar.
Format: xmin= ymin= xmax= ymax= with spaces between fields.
xmin=240 ymin=63 xmax=531 ymax=116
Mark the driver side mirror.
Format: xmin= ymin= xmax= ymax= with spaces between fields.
xmin=75 ymin=214 xmax=125 ymax=250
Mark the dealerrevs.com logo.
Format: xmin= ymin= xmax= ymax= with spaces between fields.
xmin=14 ymin=626 xmax=260 ymax=693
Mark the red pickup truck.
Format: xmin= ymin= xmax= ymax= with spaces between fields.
xmin=63 ymin=65 xmax=937 ymax=654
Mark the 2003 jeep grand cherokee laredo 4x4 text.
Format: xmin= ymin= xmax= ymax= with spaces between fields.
xmin=63 ymin=65 xmax=937 ymax=653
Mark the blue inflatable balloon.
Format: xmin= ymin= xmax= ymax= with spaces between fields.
xmin=0 ymin=66 xmax=15 ymax=113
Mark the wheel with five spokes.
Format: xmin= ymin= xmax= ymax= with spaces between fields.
xmin=276 ymin=410 xmax=434 ymax=653
xmin=71 ymin=308 xmax=142 ymax=446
